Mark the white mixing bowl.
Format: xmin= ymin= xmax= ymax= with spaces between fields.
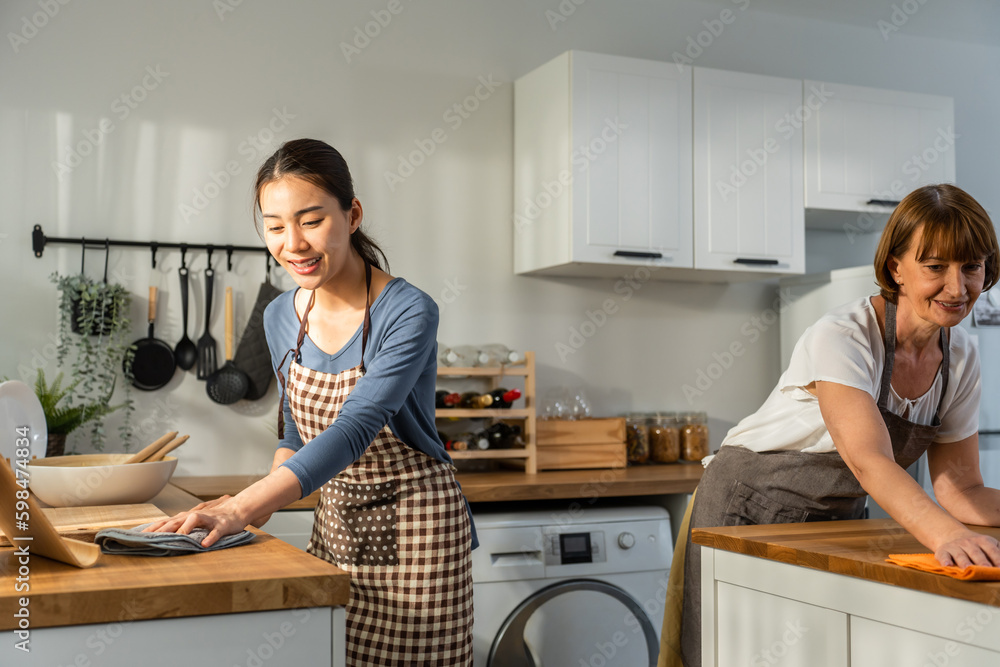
xmin=27 ymin=453 xmax=178 ymax=507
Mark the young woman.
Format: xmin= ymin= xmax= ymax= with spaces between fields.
xmin=677 ymin=183 xmax=1000 ymax=667
xmin=148 ymin=138 xmax=475 ymax=665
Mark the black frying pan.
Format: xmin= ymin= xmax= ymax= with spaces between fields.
xmin=127 ymin=286 xmax=176 ymax=391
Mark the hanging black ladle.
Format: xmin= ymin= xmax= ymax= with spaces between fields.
xmin=173 ymin=247 xmax=198 ymax=371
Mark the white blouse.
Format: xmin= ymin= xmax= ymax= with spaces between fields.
xmin=716 ymin=297 xmax=980 ymax=459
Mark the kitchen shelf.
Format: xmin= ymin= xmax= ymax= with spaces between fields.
xmin=435 ymin=408 xmax=532 ymax=419
xmin=436 ymin=351 xmax=537 ymax=474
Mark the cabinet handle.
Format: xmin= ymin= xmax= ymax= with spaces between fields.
xmin=866 ymin=199 xmax=901 ymax=207
xmin=733 ymin=258 xmax=779 ymax=266
xmin=613 ymin=250 xmax=663 ymax=259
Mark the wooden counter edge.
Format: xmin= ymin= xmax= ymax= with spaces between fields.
xmin=692 ymin=524 xmax=1000 ymax=608
xmin=173 ymin=464 xmax=703 ymax=506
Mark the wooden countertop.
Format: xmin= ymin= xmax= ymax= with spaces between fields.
xmin=693 ymin=519 xmax=1000 ymax=607
xmin=173 ymin=464 xmax=703 ymax=506
xmin=0 ymin=484 xmax=350 ymax=630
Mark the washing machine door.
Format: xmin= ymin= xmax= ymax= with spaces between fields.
xmin=488 ymin=579 xmax=658 ymax=667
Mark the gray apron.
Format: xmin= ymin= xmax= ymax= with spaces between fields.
xmin=679 ymin=299 xmax=950 ymax=667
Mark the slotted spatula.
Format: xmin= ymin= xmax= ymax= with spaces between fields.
xmin=197 ymin=265 xmax=218 ymax=380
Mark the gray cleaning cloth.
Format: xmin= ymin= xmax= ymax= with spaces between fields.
xmin=94 ymin=522 xmax=256 ymax=556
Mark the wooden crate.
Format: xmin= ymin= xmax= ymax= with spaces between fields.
xmin=536 ymin=418 xmax=627 ymax=470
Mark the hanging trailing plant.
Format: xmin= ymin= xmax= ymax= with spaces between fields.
xmin=50 ymin=271 xmax=135 ymax=451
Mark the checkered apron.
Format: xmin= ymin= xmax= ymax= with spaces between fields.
xmin=277 ymin=270 xmax=473 ymax=666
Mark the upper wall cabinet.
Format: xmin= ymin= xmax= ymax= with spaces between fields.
xmin=804 ymin=81 xmax=955 ymax=216
xmin=514 ymin=51 xmax=693 ymax=277
xmin=693 ymin=68 xmax=805 ymax=275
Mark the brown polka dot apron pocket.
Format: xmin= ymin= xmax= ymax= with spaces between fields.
xmin=326 ymin=479 xmax=398 ymax=566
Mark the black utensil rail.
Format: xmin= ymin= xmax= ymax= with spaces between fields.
xmin=31 ymin=224 xmax=270 ymax=270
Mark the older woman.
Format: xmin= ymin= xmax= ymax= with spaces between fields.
xmin=677 ymin=183 xmax=1000 ymax=667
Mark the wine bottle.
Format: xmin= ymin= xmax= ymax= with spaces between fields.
xmin=466 ymin=429 xmax=490 ymax=450
xmin=445 ymin=436 xmax=468 ymax=451
xmin=458 ymin=392 xmax=494 ymax=409
xmin=445 ymin=431 xmax=488 ymax=450
xmin=435 ymin=390 xmax=460 ymax=409
xmin=478 ymin=343 xmax=522 ymax=366
xmin=485 ymin=422 xmax=523 ymax=449
xmin=488 ymin=387 xmax=522 ymax=409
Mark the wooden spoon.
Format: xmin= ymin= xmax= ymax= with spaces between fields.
xmin=146 ymin=434 xmax=190 ymax=462
xmin=125 ymin=431 xmax=178 ymax=464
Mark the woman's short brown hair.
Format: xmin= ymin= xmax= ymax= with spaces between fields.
xmin=874 ymin=183 xmax=999 ymax=303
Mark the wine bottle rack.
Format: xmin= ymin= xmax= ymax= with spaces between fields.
xmin=436 ymin=350 xmax=537 ymax=474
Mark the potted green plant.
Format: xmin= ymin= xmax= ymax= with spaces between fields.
xmin=50 ymin=272 xmax=135 ymax=450
xmin=31 ymin=369 xmax=124 ymax=457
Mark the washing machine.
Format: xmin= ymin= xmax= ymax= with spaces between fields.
xmin=471 ymin=506 xmax=672 ymax=667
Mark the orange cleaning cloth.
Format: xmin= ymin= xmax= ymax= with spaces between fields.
xmin=886 ymin=553 xmax=1000 ymax=581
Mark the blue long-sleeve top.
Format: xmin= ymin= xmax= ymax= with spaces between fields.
xmin=264 ymin=278 xmax=451 ymax=496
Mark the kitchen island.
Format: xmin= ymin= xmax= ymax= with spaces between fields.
xmin=0 ymin=484 xmax=349 ymax=666
xmin=693 ymin=520 xmax=1000 ymax=666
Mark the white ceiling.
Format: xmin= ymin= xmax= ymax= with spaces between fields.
xmin=704 ymin=0 xmax=1000 ymax=47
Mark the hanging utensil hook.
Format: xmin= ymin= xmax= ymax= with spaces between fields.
xmin=103 ymin=239 xmax=110 ymax=283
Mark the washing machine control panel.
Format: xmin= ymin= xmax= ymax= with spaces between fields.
xmin=543 ymin=531 xmax=606 ymax=566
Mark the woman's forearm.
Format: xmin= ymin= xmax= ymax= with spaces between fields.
xmin=855 ymin=455 xmax=975 ymax=551
xmin=231 ymin=465 xmax=303 ymax=528
xmin=941 ymin=485 xmax=1000 ymax=527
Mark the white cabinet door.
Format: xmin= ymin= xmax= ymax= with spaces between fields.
xmin=715 ymin=582 xmax=848 ymax=667
xmin=693 ymin=68 xmax=805 ymax=274
xmin=852 ymin=617 xmax=1000 ymax=667
xmin=804 ymin=81 xmax=955 ymax=212
xmin=514 ymin=50 xmax=692 ymax=276
xmin=570 ymin=51 xmax=693 ymax=268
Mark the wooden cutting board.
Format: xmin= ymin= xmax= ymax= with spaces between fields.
xmin=0 ymin=503 xmax=167 ymax=547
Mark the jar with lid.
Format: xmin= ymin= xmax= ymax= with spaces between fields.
xmin=624 ymin=413 xmax=650 ymax=465
xmin=679 ymin=411 xmax=710 ymax=462
xmin=649 ymin=412 xmax=680 ymax=464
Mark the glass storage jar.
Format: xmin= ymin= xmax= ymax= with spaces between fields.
xmin=649 ymin=412 xmax=680 ymax=464
xmin=680 ymin=411 xmax=710 ymax=462
xmin=624 ymin=413 xmax=650 ymax=465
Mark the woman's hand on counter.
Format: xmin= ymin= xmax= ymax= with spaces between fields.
xmin=142 ymin=495 xmax=250 ymax=547
xmin=933 ymin=530 xmax=1000 ymax=568
xmin=144 ymin=466 xmax=304 ymax=547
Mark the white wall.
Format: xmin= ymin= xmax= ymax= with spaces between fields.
xmin=1 ymin=0 xmax=997 ymax=475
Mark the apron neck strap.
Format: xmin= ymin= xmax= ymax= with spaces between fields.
xmin=276 ymin=262 xmax=373 ymax=437
xmin=360 ymin=261 xmax=372 ymax=374
xmin=877 ymin=299 xmax=951 ymax=415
